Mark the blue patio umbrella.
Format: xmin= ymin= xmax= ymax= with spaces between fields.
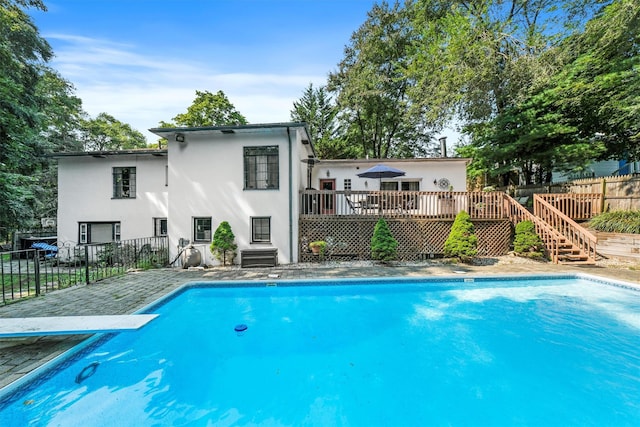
xmin=357 ymin=164 xmax=406 ymax=189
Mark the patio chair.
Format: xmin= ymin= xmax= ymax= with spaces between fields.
xmin=345 ymin=195 xmax=362 ymax=214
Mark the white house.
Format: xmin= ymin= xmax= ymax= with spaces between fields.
xmin=54 ymin=122 xmax=470 ymax=266
xmin=311 ymin=158 xmax=468 ymax=193
xmin=148 ymin=123 xmax=315 ymax=265
xmin=55 ymin=149 xmax=169 ymax=246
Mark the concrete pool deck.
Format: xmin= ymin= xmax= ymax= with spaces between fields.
xmin=1 ymin=257 xmax=639 ymax=389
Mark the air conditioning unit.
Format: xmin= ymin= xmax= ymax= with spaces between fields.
xmin=41 ymin=218 xmax=57 ymax=228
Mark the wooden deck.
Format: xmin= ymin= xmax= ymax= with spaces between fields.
xmin=299 ymin=190 xmax=602 ymax=264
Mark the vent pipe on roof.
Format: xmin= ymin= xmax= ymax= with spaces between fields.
xmin=438 ymin=137 xmax=447 ymax=158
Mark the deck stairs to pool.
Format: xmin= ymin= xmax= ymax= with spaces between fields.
xmin=504 ymin=194 xmax=597 ymax=265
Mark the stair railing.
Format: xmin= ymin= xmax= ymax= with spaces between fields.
xmin=533 ymin=195 xmax=597 ymax=262
xmin=503 ymin=194 xmax=563 ymax=263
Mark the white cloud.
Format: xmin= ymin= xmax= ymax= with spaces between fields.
xmin=46 ymin=34 xmax=327 ymax=142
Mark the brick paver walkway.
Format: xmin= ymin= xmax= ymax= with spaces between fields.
xmin=1 ymin=260 xmax=638 ymax=389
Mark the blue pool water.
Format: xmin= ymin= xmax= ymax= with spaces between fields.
xmin=1 ymin=275 xmax=639 ymax=426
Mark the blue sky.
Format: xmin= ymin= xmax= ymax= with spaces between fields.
xmin=32 ymin=0 xmax=377 ymax=142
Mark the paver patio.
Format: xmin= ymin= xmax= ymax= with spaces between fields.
xmin=1 ymin=259 xmax=638 ymax=389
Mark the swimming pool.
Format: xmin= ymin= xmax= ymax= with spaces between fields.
xmin=0 ymin=274 xmax=638 ymax=425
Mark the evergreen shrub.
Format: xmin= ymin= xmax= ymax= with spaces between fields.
xmin=513 ymin=220 xmax=545 ymax=259
xmin=371 ymin=218 xmax=398 ymax=262
xmin=444 ymin=211 xmax=478 ymax=263
xmin=210 ymin=221 xmax=237 ymax=265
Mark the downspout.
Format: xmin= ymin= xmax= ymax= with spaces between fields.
xmin=287 ymin=127 xmax=293 ymax=264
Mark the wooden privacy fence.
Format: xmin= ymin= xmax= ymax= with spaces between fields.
xmin=570 ymin=175 xmax=640 ymax=211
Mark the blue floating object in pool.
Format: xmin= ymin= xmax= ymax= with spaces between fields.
xmin=234 ymin=324 xmax=248 ymax=332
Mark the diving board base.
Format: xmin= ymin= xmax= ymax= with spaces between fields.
xmin=0 ymin=314 xmax=158 ymax=338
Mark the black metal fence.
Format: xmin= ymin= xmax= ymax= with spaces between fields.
xmin=0 ymin=236 xmax=169 ymax=304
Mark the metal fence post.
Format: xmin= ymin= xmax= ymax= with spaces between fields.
xmin=84 ymin=245 xmax=90 ymax=284
xmin=34 ymin=250 xmax=41 ymax=296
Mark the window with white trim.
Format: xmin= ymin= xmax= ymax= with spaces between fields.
xmin=154 ymin=218 xmax=168 ymax=237
xmin=251 ymin=217 xmax=271 ymax=243
xmin=78 ymin=222 xmax=121 ymax=244
xmin=244 ymin=146 xmax=279 ymax=189
xmin=344 ymin=179 xmax=352 ymax=191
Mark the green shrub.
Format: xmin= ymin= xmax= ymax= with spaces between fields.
xmin=371 ymin=218 xmax=398 ymax=262
xmin=444 ymin=211 xmax=478 ymax=263
xmin=588 ymin=210 xmax=640 ymax=234
xmin=210 ymin=221 xmax=237 ymax=265
xmin=513 ymin=220 xmax=545 ymax=259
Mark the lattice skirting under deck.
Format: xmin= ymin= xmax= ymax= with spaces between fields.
xmin=299 ymin=218 xmax=511 ymax=262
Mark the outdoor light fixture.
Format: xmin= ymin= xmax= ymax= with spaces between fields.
xmin=175 ymin=133 xmax=185 ymax=143
xmin=326 ymin=170 xmax=330 ymax=177
xmin=434 ymin=179 xmax=438 ymax=185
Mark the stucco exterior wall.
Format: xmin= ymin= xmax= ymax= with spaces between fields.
xmin=56 ymin=154 xmax=168 ymax=245
xmin=312 ymin=159 xmax=469 ymax=192
xmin=166 ymin=128 xmax=309 ymax=265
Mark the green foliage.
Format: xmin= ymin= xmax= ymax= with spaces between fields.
xmin=371 ymin=218 xmax=398 ymax=262
xmin=1 ymin=0 xmax=55 ymax=232
xmin=210 ymin=221 xmax=237 ymax=265
xmin=328 ymin=2 xmax=435 ymax=159
xmin=172 ymin=90 xmax=248 ymax=127
xmin=513 ymin=220 xmax=545 ymax=259
xmin=80 ymin=112 xmax=147 ymax=151
xmin=589 ymin=210 xmax=640 ymax=234
xmin=290 ymin=83 xmax=353 ymax=159
xmin=309 ymin=240 xmax=327 ymax=257
xmin=444 ymin=211 xmax=478 ymax=263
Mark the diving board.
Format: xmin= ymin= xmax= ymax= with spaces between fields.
xmin=0 ymin=314 xmax=158 ymax=338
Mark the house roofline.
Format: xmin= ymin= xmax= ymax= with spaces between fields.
xmin=148 ymin=121 xmax=309 ymax=135
xmin=49 ymin=149 xmax=168 ymax=159
xmin=316 ymin=157 xmax=472 ymax=165
xmin=148 ymin=121 xmax=316 ymax=158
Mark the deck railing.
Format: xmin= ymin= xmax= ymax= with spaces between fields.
xmin=536 ymin=193 xmax=602 ymax=220
xmin=533 ymin=195 xmax=597 ymax=262
xmin=300 ymin=190 xmax=507 ymax=219
xmin=504 ymin=194 xmax=563 ymax=263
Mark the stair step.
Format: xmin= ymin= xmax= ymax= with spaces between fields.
xmin=558 ymin=253 xmax=589 ymax=261
xmin=558 ymin=259 xmax=596 ymax=266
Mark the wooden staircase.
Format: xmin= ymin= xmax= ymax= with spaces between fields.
xmin=533 ymin=194 xmax=597 ymax=265
xmin=503 ymin=194 xmax=598 ymax=265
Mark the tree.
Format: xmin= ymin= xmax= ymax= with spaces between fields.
xmin=290 ymin=83 xmax=354 ymax=159
xmin=329 ymin=1 xmax=435 ymax=159
xmin=172 ymin=90 xmax=248 ymax=127
xmin=33 ymin=70 xmax=86 ymax=222
xmin=544 ymin=0 xmax=640 ymax=162
xmin=444 ymin=211 xmax=478 ymax=263
xmin=454 ymin=0 xmax=637 ymax=184
xmin=407 ymin=0 xmax=606 ymax=126
xmin=210 ymin=221 xmax=237 ymax=266
xmin=1 ymin=0 xmax=53 ymax=234
xmin=79 ymin=113 xmax=147 ymax=151
xmin=371 ymin=217 xmax=398 ymax=262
